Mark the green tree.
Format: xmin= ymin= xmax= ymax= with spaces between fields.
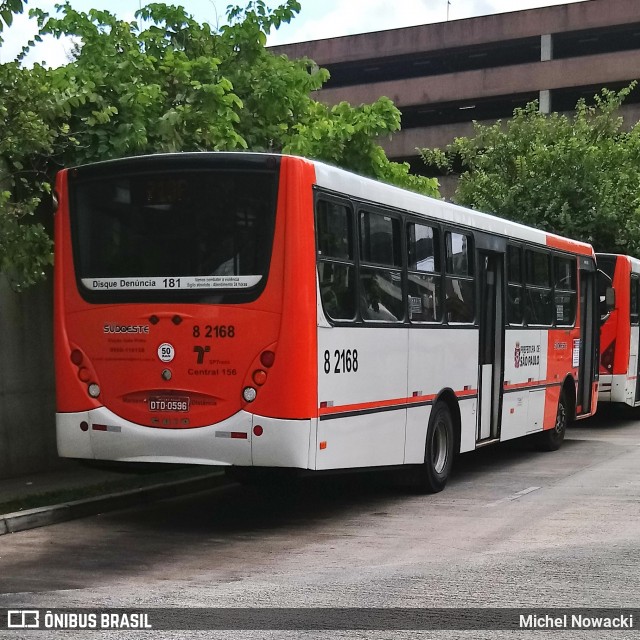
xmin=0 ymin=60 xmax=59 ymax=288
xmin=0 ymin=1 xmax=437 ymax=288
xmin=0 ymin=0 xmax=26 ymax=35
xmin=0 ymin=1 xmax=54 ymax=288
xmin=421 ymin=84 xmax=640 ymax=255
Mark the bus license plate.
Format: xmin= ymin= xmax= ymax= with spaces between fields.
xmin=149 ymin=396 xmax=190 ymax=412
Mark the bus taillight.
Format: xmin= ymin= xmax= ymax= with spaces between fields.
xmin=243 ymin=349 xmax=276 ymax=403
xmin=69 ymin=347 xmax=101 ymax=399
xmin=253 ymin=370 xmax=267 ymax=386
xmin=260 ymin=351 xmax=275 ymax=368
xmin=601 ymin=340 xmax=616 ymax=372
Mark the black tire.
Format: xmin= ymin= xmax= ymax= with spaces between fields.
xmin=411 ymin=400 xmax=455 ymax=493
xmin=537 ymin=391 xmax=568 ymax=451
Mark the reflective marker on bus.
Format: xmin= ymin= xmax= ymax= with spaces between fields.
xmin=54 ymin=153 xmax=599 ymax=493
xmin=597 ymin=252 xmax=640 ymax=406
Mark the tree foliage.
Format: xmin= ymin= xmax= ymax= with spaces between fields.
xmin=0 ymin=0 xmax=25 ymax=35
xmin=0 ymin=0 xmax=437 ymax=288
xmin=0 ymin=60 xmax=60 ymax=288
xmin=421 ymin=84 xmax=640 ymax=255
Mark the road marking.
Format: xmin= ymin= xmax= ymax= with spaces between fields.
xmin=485 ymin=486 xmax=540 ymax=508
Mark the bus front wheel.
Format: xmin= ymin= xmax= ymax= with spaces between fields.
xmin=537 ymin=391 xmax=568 ymax=451
xmin=412 ymin=400 xmax=454 ymax=493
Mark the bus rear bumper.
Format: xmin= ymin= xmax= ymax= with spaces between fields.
xmin=598 ymin=373 xmax=635 ymax=405
xmin=56 ymin=408 xmax=313 ymax=469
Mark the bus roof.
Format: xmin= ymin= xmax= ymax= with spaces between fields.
xmin=596 ymin=252 xmax=640 ymax=273
xmin=310 ymin=156 xmax=593 ymax=257
xmin=63 ymin=151 xmax=594 ymax=257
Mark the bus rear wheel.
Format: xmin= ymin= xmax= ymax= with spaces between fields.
xmin=411 ymin=400 xmax=454 ymax=493
xmin=537 ymin=391 xmax=568 ymax=451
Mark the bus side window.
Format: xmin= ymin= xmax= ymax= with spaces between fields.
xmin=554 ymin=256 xmax=577 ymax=326
xmin=360 ymin=268 xmax=404 ymax=322
xmin=359 ymin=210 xmax=404 ymax=322
xmin=316 ymin=200 xmax=356 ymax=321
xmin=525 ymin=250 xmax=553 ymax=326
xmin=631 ymin=275 xmax=640 ymax=326
xmin=445 ymin=231 xmax=474 ymax=324
xmin=507 ymin=245 xmax=524 ymax=325
xmin=407 ymin=222 xmax=442 ymax=323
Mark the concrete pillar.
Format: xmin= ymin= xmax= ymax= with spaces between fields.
xmin=539 ymin=90 xmax=552 ymax=114
xmin=540 ymin=33 xmax=553 ymax=61
xmin=539 ymin=34 xmax=553 ymax=113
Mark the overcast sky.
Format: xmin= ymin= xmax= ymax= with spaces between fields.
xmin=1 ymin=0 xmax=587 ymax=66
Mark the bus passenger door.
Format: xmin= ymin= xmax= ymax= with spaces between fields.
xmin=478 ymin=251 xmax=504 ymax=442
xmin=577 ymin=258 xmax=597 ymax=416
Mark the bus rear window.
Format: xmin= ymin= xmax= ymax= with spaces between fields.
xmin=70 ymin=167 xmax=278 ymax=301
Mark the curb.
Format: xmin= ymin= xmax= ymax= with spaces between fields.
xmin=0 ymin=471 xmax=228 ymax=535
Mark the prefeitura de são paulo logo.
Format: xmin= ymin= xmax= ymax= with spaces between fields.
xmin=514 ymin=342 xmax=540 ymax=368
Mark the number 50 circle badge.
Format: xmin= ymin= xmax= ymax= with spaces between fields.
xmin=158 ymin=342 xmax=175 ymax=362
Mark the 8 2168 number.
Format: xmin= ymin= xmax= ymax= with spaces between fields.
xmin=323 ymin=349 xmax=359 ymax=374
xmin=193 ymin=325 xmax=235 ymax=339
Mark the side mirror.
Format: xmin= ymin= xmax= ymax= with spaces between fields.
xmin=605 ymin=286 xmax=615 ymax=311
xmin=600 ymin=286 xmax=615 ymax=324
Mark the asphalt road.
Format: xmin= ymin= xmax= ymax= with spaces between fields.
xmin=1 ymin=404 xmax=640 ymax=639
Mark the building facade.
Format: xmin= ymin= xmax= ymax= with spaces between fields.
xmin=272 ymin=0 xmax=640 ymax=189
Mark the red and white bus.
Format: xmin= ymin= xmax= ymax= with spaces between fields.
xmin=597 ymin=253 xmax=640 ymax=406
xmin=54 ymin=153 xmax=599 ymax=492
